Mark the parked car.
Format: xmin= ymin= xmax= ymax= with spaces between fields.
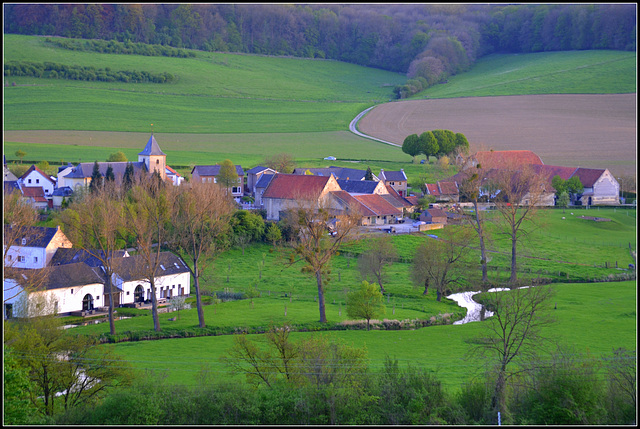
xmin=412 ymin=221 xmax=426 ymax=227
xmin=324 ymin=156 xmax=336 ymax=160
xmin=427 ymin=234 xmax=438 ymax=239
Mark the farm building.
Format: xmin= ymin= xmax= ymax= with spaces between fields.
xmin=262 ymin=173 xmax=341 ymax=221
xmin=379 ymin=169 xmax=408 ymax=197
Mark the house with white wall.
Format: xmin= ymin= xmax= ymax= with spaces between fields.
xmin=18 ymin=165 xmax=56 ymax=198
xmin=191 ymin=164 xmax=245 ymax=201
xmin=4 ymin=225 xmax=72 ymax=270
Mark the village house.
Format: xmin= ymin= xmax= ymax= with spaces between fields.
xmin=424 ymin=181 xmax=460 ymax=203
xmin=379 ymin=169 xmax=408 ymax=197
xmin=246 ymin=166 xmax=277 ymax=197
xmin=18 ymin=164 xmax=56 ymax=198
xmin=3 ymin=224 xmax=191 ymax=319
xmin=4 ymin=225 xmax=73 ymax=270
xmin=191 ymin=164 xmax=245 ymax=200
xmin=254 ymin=173 xmax=275 ymax=208
xmin=420 ymin=208 xmax=448 ymax=225
xmin=262 ymin=173 xmax=342 ymax=221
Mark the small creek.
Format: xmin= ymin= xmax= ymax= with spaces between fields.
xmin=446 ymin=288 xmax=510 ymax=325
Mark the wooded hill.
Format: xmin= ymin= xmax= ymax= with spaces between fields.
xmin=4 ymin=4 xmax=636 ymax=96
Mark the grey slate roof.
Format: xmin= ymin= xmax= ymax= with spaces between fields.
xmin=293 ymin=167 xmax=373 ymax=181
xmin=51 ymin=186 xmax=74 ymax=197
xmin=192 ymin=165 xmax=244 ymax=176
xmin=336 ymin=179 xmax=379 ymax=194
xmin=246 ymin=165 xmax=271 ymax=175
xmin=138 ymin=135 xmax=166 ymax=156
xmin=4 ymin=225 xmax=63 ymax=248
xmin=50 ymin=248 xmax=128 ymax=267
xmin=115 ymin=252 xmax=191 ymax=282
xmin=64 ymin=161 xmax=146 ymax=179
xmin=255 ymin=173 xmax=275 ymax=188
xmin=28 ymin=263 xmax=106 ymax=290
xmin=380 ymin=170 xmax=407 ymax=182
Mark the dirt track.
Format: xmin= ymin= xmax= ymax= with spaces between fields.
xmin=358 ymin=94 xmax=637 ymax=177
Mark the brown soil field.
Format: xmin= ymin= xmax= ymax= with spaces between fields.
xmin=358 ymin=94 xmax=637 ymax=178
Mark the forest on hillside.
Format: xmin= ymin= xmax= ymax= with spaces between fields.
xmin=3 ymin=4 xmax=636 ymax=96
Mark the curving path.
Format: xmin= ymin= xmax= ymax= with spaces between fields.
xmin=349 ymin=106 xmax=400 ymax=147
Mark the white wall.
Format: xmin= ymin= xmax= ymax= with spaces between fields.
xmin=21 ymin=170 xmax=55 ymax=196
xmin=4 ymin=246 xmax=47 ymax=269
xmin=117 ymin=271 xmax=191 ymax=304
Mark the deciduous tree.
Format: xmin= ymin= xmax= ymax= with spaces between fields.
xmin=283 ymin=196 xmax=360 ymax=323
xmin=402 ymin=134 xmax=421 ymax=162
xmin=61 ymin=182 xmax=126 ymax=335
xmin=489 ymin=164 xmax=546 ymax=283
xmin=472 ymin=285 xmax=555 ymax=422
xmin=411 ymin=227 xmax=474 ymax=301
xmin=357 ymin=235 xmax=397 ymax=294
xmin=419 ymin=131 xmax=439 ymax=162
xmin=169 ymin=181 xmax=235 ymax=328
xmin=123 ymin=174 xmax=172 ymax=331
xmin=346 ymin=280 xmax=386 ymax=331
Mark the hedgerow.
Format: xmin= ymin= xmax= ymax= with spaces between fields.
xmin=4 ymin=60 xmax=175 ymax=83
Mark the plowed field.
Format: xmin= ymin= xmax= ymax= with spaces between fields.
xmin=358 ymin=94 xmax=636 ymax=177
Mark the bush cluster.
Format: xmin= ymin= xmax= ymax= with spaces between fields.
xmin=4 ymin=60 xmax=175 ymax=83
xmin=53 ymin=348 xmax=636 ymax=425
xmin=44 ymin=37 xmax=196 ymax=58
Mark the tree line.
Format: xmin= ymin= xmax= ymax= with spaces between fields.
xmin=44 ymin=36 xmax=196 ymax=57
xmin=4 ymin=4 xmax=635 ymax=95
xmin=402 ymin=129 xmax=469 ymax=162
xmin=4 ymin=60 xmax=176 ymax=83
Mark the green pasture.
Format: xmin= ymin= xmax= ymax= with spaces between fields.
xmin=97 ymin=280 xmax=636 ymax=391
xmin=418 ymin=50 xmax=637 ymax=99
xmin=3 ymin=34 xmax=403 ymax=133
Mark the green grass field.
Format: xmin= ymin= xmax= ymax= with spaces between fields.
xmin=60 ymin=206 xmax=636 ymax=390
xmin=97 ymin=280 xmax=635 ymax=391
xmin=417 ymin=50 xmax=637 ymax=99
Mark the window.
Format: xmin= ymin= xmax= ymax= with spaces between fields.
xmin=5 ymin=304 xmax=13 ymax=319
xmin=28 ymin=179 xmax=32 ymax=184
xmin=17 ymin=256 xmax=25 ymax=263
xmin=202 ymin=178 xmax=206 ymax=183
xmin=34 ymin=257 xmax=38 ymax=263
xmin=71 ymin=289 xmax=74 ymax=294
xmin=156 ymin=159 xmax=159 ymax=164
xmin=36 ymin=179 xmax=40 ymax=184
xmin=21 ymin=238 xmax=26 ymax=245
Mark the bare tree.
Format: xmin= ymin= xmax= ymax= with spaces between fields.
xmin=488 ymin=163 xmax=546 ymax=283
xmin=283 ymin=196 xmax=360 ymax=323
xmin=357 ymin=235 xmax=397 ymax=294
xmin=122 ymin=175 xmax=172 ymax=332
xmin=473 ymin=285 xmax=555 ymax=421
xmin=169 ymin=181 xmax=235 ymax=328
xmin=457 ymin=158 xmax=491 ymax=283
xmin=411 ymin=227 xmax=475 ymax=301
xmin=61 ymin=182 xmax=126 ymax=335
xmin=264 ymin=152 xmax=295 ymax=174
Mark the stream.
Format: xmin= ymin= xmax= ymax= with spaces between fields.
xmin=446 ymin=288 xmax=510 ymax=325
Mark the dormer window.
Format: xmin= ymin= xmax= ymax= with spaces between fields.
xmin=21 ymin=238 xmax=26 ymax=245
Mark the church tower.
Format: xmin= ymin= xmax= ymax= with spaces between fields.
xmin=138 ymin=134 xmax=166 ymax=181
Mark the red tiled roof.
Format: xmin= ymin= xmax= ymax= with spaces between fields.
xmin=530 ymin=164 xmax=578 ymax=190
xmin=474 ymin=150 xmax=543 ymax=169
xmin=21 ymin=186 xmax=47 ymax=202
xmin=425 ymin=183 xmax=440 ymax=196
xmin=166 ymin=165 xmax=181 ymax=176
xmin=404 ymin=195 xmax=419 ymax=206
xmin=426 ymin=208 xmax=447 ymax=218
xmin=263 ymin=173 xmax=333 ymax=200
xmin=353 ymin=194 xmax=402 ymax=216
xmin=383 ymin=184 xmax=412 ymax=207
xmin=571 ymin=167 xmax=606 ymax=188
xmin=330 ymin=191 xmax=376 ymax=217
xmin=437 ymin=181 xmax=459 ymax=195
